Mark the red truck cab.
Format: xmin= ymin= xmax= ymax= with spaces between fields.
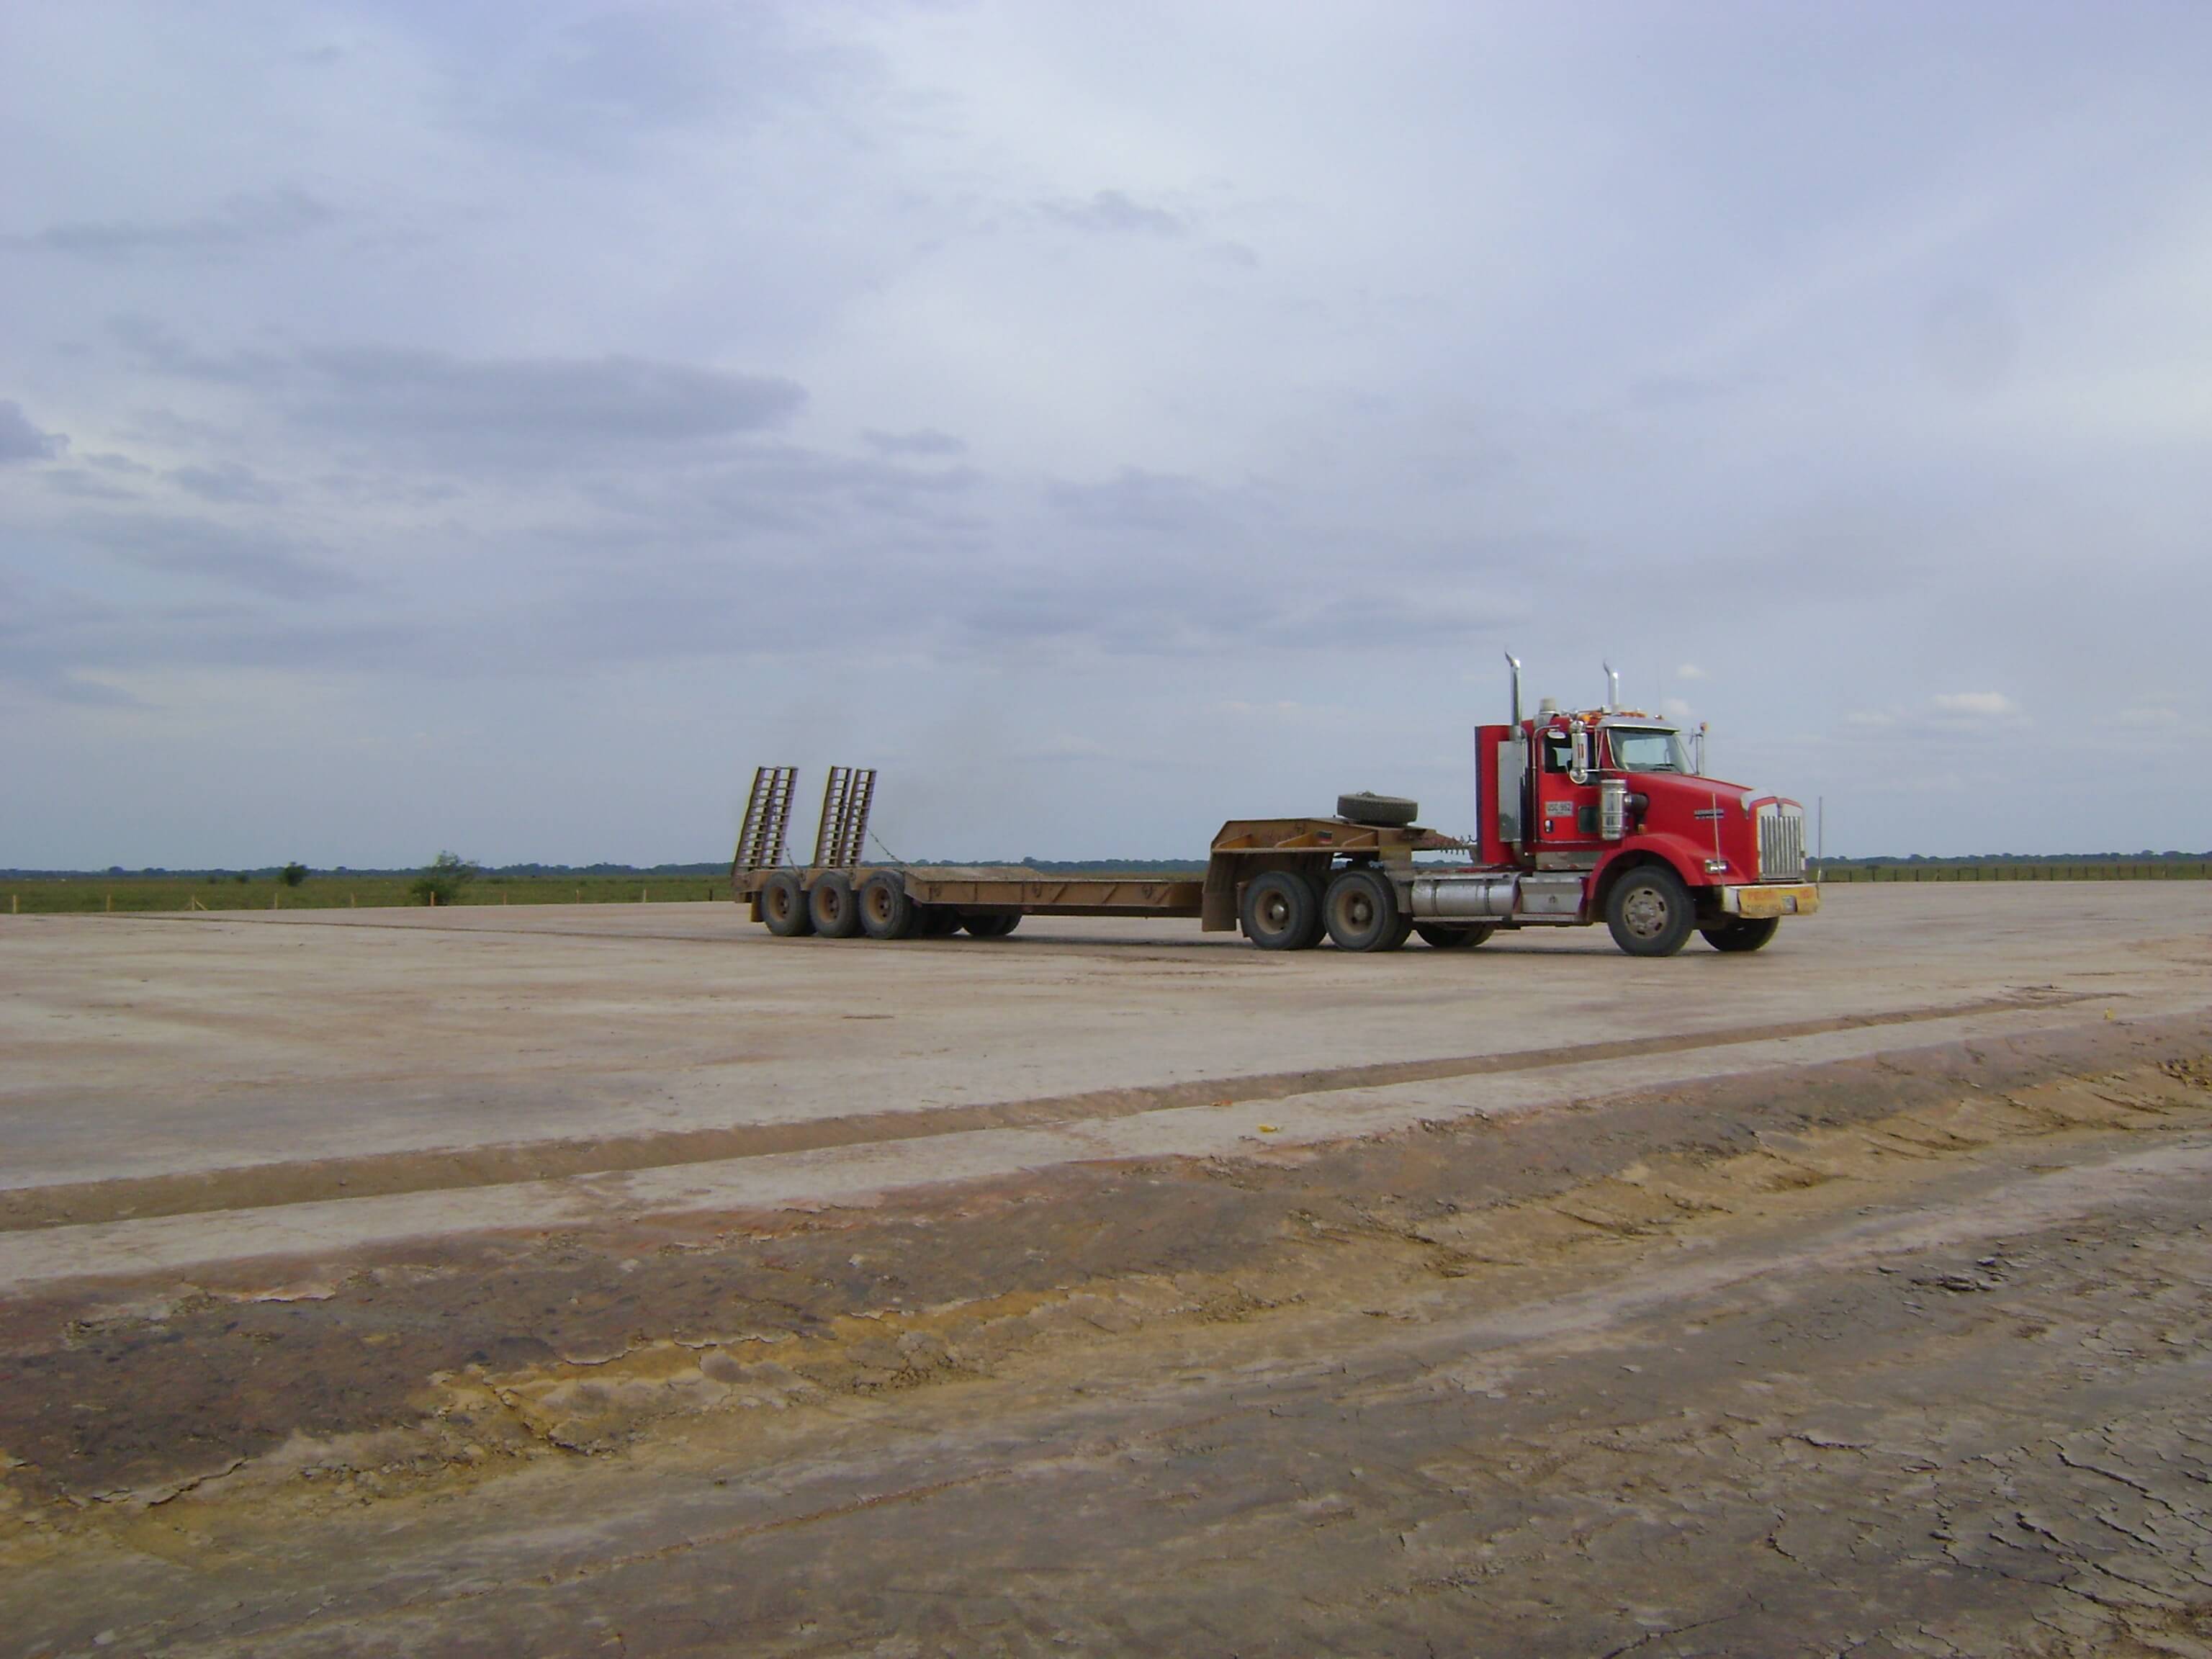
xmin=1473 ymin=696 xmax=1816 ymax=954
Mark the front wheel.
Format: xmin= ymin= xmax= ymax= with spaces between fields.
xmin=1240 ymin=871 xmax=1323 ymax=951
xmin=1701 ymin=916 xmax=1779 ymax=953
xmin=1605 ymin=866 xmax=1694 ymax=958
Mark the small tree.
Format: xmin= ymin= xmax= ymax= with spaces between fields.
xmin=281 ymin=862 xmax=309 ymax=888
xmin=410 ymin=851 xmax=477 ymax=907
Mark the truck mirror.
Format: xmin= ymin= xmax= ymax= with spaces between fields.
xmin=1569 ymin=724 xmax=1591 ymax=785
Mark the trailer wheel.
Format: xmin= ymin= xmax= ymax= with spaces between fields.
xmin=1324 ymin=867 xmax=1408 ymax=952
xmin=858 ymin=871 xmax=920 ymax=940
xmin=1700 ymin=917 xmax=1779 ymax=953
xmin=1606 ymin=866 xmax=1694 ymax=957
xmin=1415 ymin=923 xmax=1495 ymax=950
xmin=963 ymin=914 xmax=1020 ymax=938
xmin=1241 ymin=871 xmax=1323 ymax=951
xmin=920 ymin=906 xmax=963 ymax=937
xmin=761 ymin=871 xmax=814 ymax=937
xmin=808 ymin=871 xmax=861 ymax=938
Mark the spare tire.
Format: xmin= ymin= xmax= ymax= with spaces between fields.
xmin=1336 ymin=791 xmax=1418 ymax=828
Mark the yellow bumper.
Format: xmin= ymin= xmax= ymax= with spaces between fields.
xmin=1721 ymin=882 xmax=1821 ymax=920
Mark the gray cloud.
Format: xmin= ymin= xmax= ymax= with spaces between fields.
xmin=109 ymin=316 xmax=283 ymax=385
xmin=9 ymin=189 xmax=331 ymax=261
xmin=1048 ymin=469 xmax=1218 ymax=534
xmin=863 ymin=428 xmax=966 ymax=458
xmin=169 ymin=462 xmax=282 ymax=505
xmin=0 ymin=401 xmax=63 ymax=462
xmin=1038 ymin=190 xmax=1184 ymax=237
xmin=297 ymin=349 xmax=806 ymax=457
xmin=107 ymin=325 xmax=809 ymax=472
xmin=69 ymin=512 xmax=361 ymax=601
xmin=451 ymin=9 xmax=878 ymax=164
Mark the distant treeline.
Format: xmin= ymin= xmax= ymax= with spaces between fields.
xmin=9 ymin=851 xmax=2209 ymax=882
xmin=0 ymin=862 xmax=730 ymax=880
xmin=1814 ymin=853 xmax=2210 ymax=883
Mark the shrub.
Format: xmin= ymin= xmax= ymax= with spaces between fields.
xmin=281 ymin=862 xmax=308 ymax=888
xmin=409 ymin=851 xmax=477 ymax=907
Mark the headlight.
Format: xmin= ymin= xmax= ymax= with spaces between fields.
xmin=1703 ymin=858 xmax=1730 ymax=874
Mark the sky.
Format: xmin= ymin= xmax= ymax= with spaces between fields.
xmin=4 ymin=1 xmax=2209 ymax=868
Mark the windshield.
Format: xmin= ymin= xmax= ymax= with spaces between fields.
xmin=1608 ymin=727 xmax=1692 ymax=774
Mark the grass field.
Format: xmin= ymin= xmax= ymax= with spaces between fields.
xmin=0 ymin=872 xmax=732 ymax=915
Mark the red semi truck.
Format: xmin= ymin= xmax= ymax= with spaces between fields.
xmin=734 ymin=657 xmax=1819 ymax=957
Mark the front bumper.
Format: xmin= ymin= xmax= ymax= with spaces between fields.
xmin=1718 ymin=882 xmax=1821 ymax=919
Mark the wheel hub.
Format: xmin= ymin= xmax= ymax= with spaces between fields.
xmin=1622 ymin=888 xmax=1670 ymax=938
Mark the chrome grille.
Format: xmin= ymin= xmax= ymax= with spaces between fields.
xmin=1758 ymin=806 xmax=1806 ymax=881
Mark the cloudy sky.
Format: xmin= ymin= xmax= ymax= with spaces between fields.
xmin=4 ymin=2 xmax=2208 ymax=868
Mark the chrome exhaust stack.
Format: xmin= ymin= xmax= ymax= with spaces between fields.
xmin=1603 ymin=662 xmax=1619 ymax=712
xmin=1504 ymin=652 xmax=1523 ymax=727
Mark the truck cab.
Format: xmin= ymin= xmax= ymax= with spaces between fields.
xmin=1473 ymin=690 xmax=1816 ymax=954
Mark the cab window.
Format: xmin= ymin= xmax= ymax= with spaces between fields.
xmin=1608 ymin=727 xmax=1691 ymax=773
xmin=1542 ymin=731 xmax=1574 ymax=773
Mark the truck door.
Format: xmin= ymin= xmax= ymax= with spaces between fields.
xmin=1533 ymin=721 xmax=1602 ymax=851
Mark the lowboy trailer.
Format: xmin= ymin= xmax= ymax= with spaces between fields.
xmin=733 ymin=658 xmax=1820 ymax=958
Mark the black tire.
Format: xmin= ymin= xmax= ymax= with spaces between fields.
xmin=809 ymin=871 xmax=861 ymax=938
xmin=857 ymin=871 xmax=920 ymax=940
xmin=1605 ymin=865 xmax=1695 ymax=957
xmin=1240 ymin=870 xmax=1323 ymax=951
xmin=963 ymin=913 xmax=1020 ymax=938
xmin=1336 ymin=792 xmax=1419 ymax=828
xmin=760 ymin=871 xmax=814 ymax=937
xmin=1701 ymin=917 xmax=1780 ymax=953
xmin=920 ymin=906 xmax=963 ymax=937
xmin=1323 ymin=866 xmax=1408 ymax=952
xmin=1415 ymin=923 xmax=1495 ymax=950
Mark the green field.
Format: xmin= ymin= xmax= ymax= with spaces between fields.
xmin=0 ymin=872 xmax=732 ymax=916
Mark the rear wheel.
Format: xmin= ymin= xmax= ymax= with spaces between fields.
xmin=963 ymin=913 xmax=1020 ymax=938
xmin=1240 ymin=870 xmax=1323 ymax=951
xmin=920 ymin=906 xmax=963 ymax=936
xmin=1324 ymin=866 xmax=1408 ymax=952
xmin=1701 ymin=916 xmax=1779 ymax=953
xmin=1605 ymin=866 xmax=1694 ymax=958
xmin=808 ymin=871 xmax=861 ymax=938
xmin=761 ymin=871 xmax=814 ymax=936
xmin=858 ymin=871 xmax=920 ymax=940
xmin=1415 ymin=923 xmax=1495 ymax=950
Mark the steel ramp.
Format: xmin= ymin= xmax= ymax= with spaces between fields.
xmin=733 ymin=765 xmax=798 ymax=877
xmin=813 ymin=766 xmax=877 ymax=868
